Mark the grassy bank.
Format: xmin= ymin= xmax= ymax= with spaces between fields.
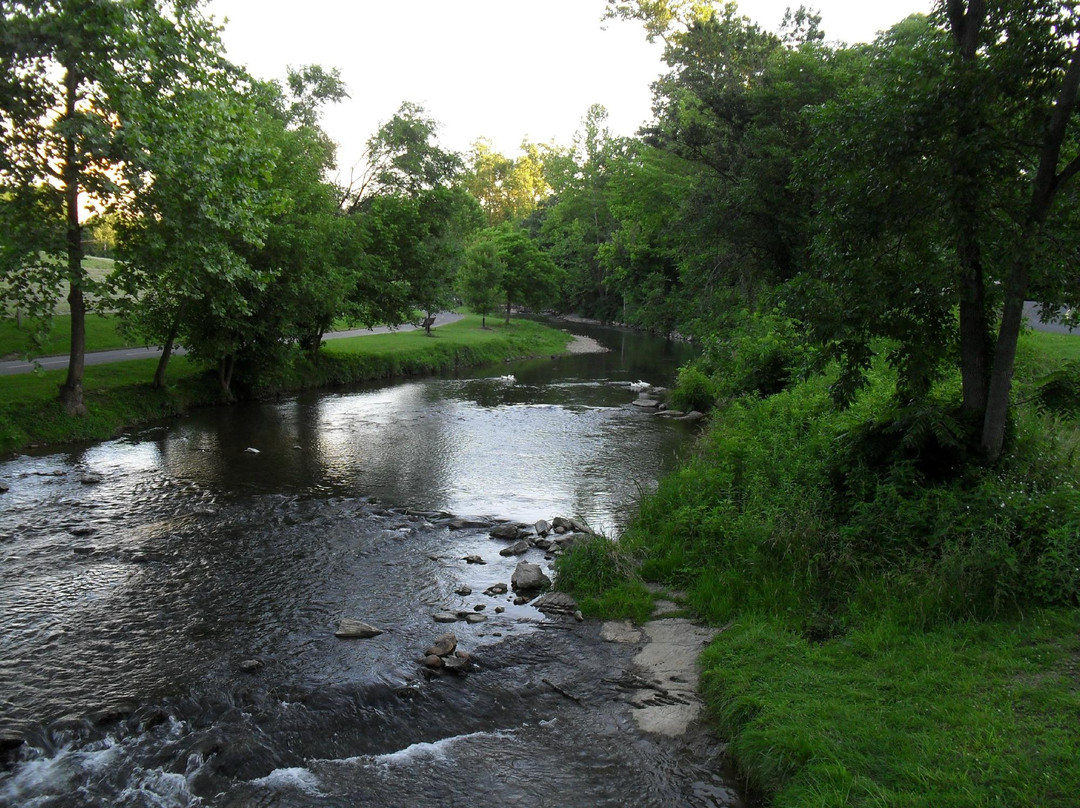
xmin=556 ymin=329 xmax=1080 ymax=806
xmin=0 ymin=316 xmax=571 ymax=455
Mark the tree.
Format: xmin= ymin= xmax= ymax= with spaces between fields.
xmin=343 ymin=101 xmax=462 ymax=206
xmin=462 ymin=139 xmax=560 ymax=224
xmin=111 ymin=76 xmax=278 ymax=390
xmin=476 ymin=224 xmax=561 ymax=323
xmin=800 ymin=2 xmax=1080 ymax=459
xmin=456 ymin=240 xmax=504 ymax=328
xmin=0 ymin=0 xmax=228 ymax=414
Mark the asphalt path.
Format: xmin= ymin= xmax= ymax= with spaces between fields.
xmin=0 ymin=312 xmax=465 ymax=376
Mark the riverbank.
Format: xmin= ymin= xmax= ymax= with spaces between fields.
xmin=0 ymin=316 xmax=573 ymax=456
xmin=556 ymin=328 xmax=1080 ymax=807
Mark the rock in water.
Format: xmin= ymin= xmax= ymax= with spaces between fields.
xmin=463 ymin=555 xmax=487 ymax=565
xmin=484 ymin=583 xmax=508 ymax=596
xmin=511 ymin=561 xmax=551 ymax=592
xmin=489 ymin=523 xmax=522 ymax=540
xmin=335 ymin=619 xmax=384 ymax=638
xmin=447 ymin=517 xmax=493 ymax=530
xmin=426 ymin=633 xmax=457 ymax=657
xmin=79 ymin=472 xmax=103 ymax=485
xmin=534 ymin=519 xmax=551 ymax=536
xmin=499 ymin=540 xmax=530 ymax=556
xmin=533 ymin=591 xmax=579 ymax=615
xmin=432 ymin=612 xmax=459 ymax=623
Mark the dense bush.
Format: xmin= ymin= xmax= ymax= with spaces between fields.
xmin=565 ymin=349 xmax=1080 ymax=632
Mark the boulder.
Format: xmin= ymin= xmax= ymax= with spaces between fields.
xmin=484 ymin=583 xmax=508 ymax=596
xmin=432 ymin=612 xmax=459 ymax=623
xmin=632 ymin=396 xmax=661 ymax=409
xmin=554 ymin=534 xmax=586 ymax=551
xmin=534 ymin=519 xmax=551 ymax=536
xmin=79 ymin=472 xmax=103 ymax=485
xmin=534 ymin=537 xmax=554 ymax=551
xmin=551 ymin=516 xmax=574 ymax=531
xmin=533 ymin=591 xmax=579 ymax=616
xmin=238 ymin=659 xmax=264 ymax=673
xmin=511 ymin=561 xmax=551 ymax=592
xmin=447 ymin=517 xmax=492 ymax=530
xmin=465 ymin=613 xmax=487 ymax=624
xmin=0 ymin=483 xmax=9 ymax=494
xmin=569 ymin=518 xmax=593 ymax=535
xmin=463 ymin=555 xmax=487 ymax=565
xmin=489 ymin=523 xmax=522 ymax=540
xmin=334 ymin=619 xmax=384 ymax=639
xmin=455 ymin=585 xmax=473 ymax=596
xmin=678 ymin=410 xmax=706 ymax=422
xmin=498 ymin=540 xmax=530 ymax=557
xmin=426 ymin=633 xmax=457 ymax=657
xmin=423 ymin=654 xmax=443 ymax=668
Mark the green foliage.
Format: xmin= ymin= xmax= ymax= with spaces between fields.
xmin=456 ymin=240 xmax=504 ymax=325
xmin=667 ymin=364 xmax=716 ymax=412
xmin=1034 ymin=361 xmax=1080 ymax=418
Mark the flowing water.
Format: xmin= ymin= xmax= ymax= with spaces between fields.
xmin=0 ymin=322 xmax=744 ymax=807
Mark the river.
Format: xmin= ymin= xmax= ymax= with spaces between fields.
xmin=0 ymin=322 xmax=744 ymax=807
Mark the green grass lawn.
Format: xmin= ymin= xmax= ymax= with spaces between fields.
xmin=0 ymin=313 xmax=130 ymax=358
xmin=703 ymin=611 xmax=1080 ymax=807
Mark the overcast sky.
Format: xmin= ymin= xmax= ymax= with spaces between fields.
xmin=203 ymin=0 xmax=930 ymax=173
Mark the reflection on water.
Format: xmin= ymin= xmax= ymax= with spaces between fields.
xmin=136 ymin=322 xmax=698 ymax=532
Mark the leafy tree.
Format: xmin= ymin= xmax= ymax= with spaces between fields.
xmin=344 ymin=101 xmax=462 ymax=205
xmin=800 ymin=1 xmax=1080 ymax=459
xmin=535 ymin=104 xmax=626 ymax=320
xmin=463 ymin=138 xmax=561 ymax=224
xmin=111 ymin=76 xmax=278 ymax=390
xmin=0 ymin=0 xmax=228 ymax=414
xmin=474 ymin=224 xmax=561 ymax=323
xmin=456 ymin=239 xmax=504 ymax=328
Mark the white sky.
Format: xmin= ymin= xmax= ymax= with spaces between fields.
xmin=203 ymin=0 xmax=930 ymax=173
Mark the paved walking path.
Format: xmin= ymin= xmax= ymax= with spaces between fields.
xmin=0 ymin=312 xmax=464 ymax=376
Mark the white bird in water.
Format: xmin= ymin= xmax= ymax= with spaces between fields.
xmin=495 ymin=374 xmax=516 ymax=383
xmin=628 ymin=380 xmax=650 ymax=391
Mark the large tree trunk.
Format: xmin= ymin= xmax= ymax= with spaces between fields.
xmin=980 ymin=43 xmax=1080 ymax=460
xmin=58 ymin=67 xmax=87 ymax=416
xmin=981 ymin=258 xmax=1030 ymax=459
xmin=505 ymin=297 xmax=511 ymax=325
xmin=152 ymin=313 xmax=182 ymax=389
xmin=949 ymin=0 xmax=991 ymax=418
xmin=217 ymin=355 xmax=235 ymax=401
